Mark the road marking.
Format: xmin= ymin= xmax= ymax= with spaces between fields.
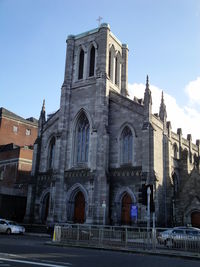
xmin=0 ymin=258 xmax=71 ymax=267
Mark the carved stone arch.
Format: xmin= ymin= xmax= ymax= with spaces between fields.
xmin=118 ymin=122 xmax=137 ymax=140
xmin=65 ymin=183 xmax=89 ymax=223
xmin=113 ymin=187 xmax=136 ymax=225
xmin=73 ymin=108 xmax=93 ymax=132
xmin=39 ymin=188 xmax=50 ymax=223
xmin=184 ymin=198 xmax=200 ymax=227
xmin=109 ymin=43 xmax=116 ymax=51
xmin=115 ymin=186 xmax=136 ymax=204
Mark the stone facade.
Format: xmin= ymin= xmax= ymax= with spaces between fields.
xmin=26 ymin=24 xmax=200 ymax=227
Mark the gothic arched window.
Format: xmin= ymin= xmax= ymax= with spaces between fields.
xmin=173 ymin=143 xmax=178 ymax=159
xmin=115 ymin=56 xmax=118 ymax=85
xmin=76 ymin=113 xmax=90 ymax=164
xmin=108 ymin=50 xmax=111 ymax=78
xmin=48 ymin=137 xmax=55 ymax=169
xmin=78 ymin=49 xmax=84 ymax=80
xmin=172 ymin=172 xmax=179 ymax=196
xmin=121 ymin=127 xmax=133 ymax=164
xmin=89 ymin=46 xmax=95 ymax=77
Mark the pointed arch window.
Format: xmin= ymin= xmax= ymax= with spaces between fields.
xmin=121 ymin=127 xmax=133 ymax=164
xmin=115 ymin=56 xmax=118 ymax=85
xmin=172 ymin=172 xmax=179 ymax=196
xmin=108 ymin=50 xmax=111 ymax=78
xmin=173 ymin=143 xmax=178 ymax=159
xmin=78 ymin=49 xmax=84 ymax=80
xmin=48 ymin=137 xmax=55 ymax=169
xmin=76 ymin=113 xmax=90 ymax=164
xmin=89 ymin=46 xmax=95 ymax=77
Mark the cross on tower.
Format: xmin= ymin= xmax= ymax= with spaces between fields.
xmin=96 ymin=16 xmax=103 ymax=27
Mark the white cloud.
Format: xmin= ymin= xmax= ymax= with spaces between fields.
xmin=185 ymin=77 xmax=200 ymax=106
xmin=128 ymin=79 xmax=200 ymax=142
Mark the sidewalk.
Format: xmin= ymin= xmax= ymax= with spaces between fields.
xmin=45 ymin=240 xmax=200 ymax=261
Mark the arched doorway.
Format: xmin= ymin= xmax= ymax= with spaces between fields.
xmin=191 ymin=211 xmax=200 ymax=228
xmin=74 ymin=191 xmax=85 ymax=223
xmin=121 ymin=193 xmax=132 ymax=225
xmin=41 ymin=193 xmax=50 ymax=223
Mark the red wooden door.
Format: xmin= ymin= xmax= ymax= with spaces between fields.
xmin=74 ymin=191 xmax=85 ymax=223
xmin=191 ymin=211 xmax=200 ymax=228
xmin=121 ymin=193 xmax=132 ymax=225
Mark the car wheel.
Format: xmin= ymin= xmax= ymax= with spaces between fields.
xmin=6 ymin=228 xmax=11 ymax=235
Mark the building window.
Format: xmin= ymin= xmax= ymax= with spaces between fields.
xmin=78 ymin=49 xmax=84 ymax=80
xmin=115 ymin=56 xmax=118 ymax=85
xmin=75 ymin=113 xmax=90 ymax=164
xmin=121 ymin=126 xmax=133 ymax=164
xmin=13 ymin=125 xmax=18 ymax=133
xmin=172 ymin=172 xmax=179 ymax=196
xmin=48 ymin=137 xmax=56 ymax=170
xmin=26 ymin=129 xmax=31 ymax=136
xmin=108 ymin=50 xmax=111 ymax=78
xmin=173 ymin=143 xmax=178 ymax=159
xmin=89 ymin=46 xmax=95 ymax=77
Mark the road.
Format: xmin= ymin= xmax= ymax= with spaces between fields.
xmin=0 ymin=234 xmax=199 ymax=267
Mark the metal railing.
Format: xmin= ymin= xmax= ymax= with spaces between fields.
xmin=52 ymin=224 xmax=200 ymax=254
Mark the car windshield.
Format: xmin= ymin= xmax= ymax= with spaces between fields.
xmin=7 ymin=221 xmax=18 ymax=226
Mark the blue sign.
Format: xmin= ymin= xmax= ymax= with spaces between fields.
xmin=131 ymin=205 xmax=138 ymax=219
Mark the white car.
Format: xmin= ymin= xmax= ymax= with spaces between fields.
xmin=157 ymin=227 xmax=200 ymax=246
xmin=0 ymin=219 xmax=25 ymax=234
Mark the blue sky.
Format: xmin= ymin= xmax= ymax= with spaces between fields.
xmin=1 ymin=0 xmax=200 ymax=139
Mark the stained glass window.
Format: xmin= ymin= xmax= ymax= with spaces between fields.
xmin=76 ymin=113 xmax=90 ymax=163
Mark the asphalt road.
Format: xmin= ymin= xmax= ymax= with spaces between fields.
xmin=0 ymin=234 xmax=199 ymax=267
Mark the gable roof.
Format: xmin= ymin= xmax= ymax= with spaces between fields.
xmin=0 ymin=107 xmax=38 ymax=127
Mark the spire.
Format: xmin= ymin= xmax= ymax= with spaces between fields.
xmin=159 ymin=91 xmax=167 ymax=123
xmin=144 ymin=75 xmax=152 ymax=120
xmin=38 ymin=99 xmax=46 ymax=135
xmin=146 ymin=75 xmax=149 ymax=90
xmin=42 ymin=99 xmax=45 ymax=113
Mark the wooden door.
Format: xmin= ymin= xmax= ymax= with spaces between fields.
xmin=121 ymin=193 xmax=132 ymax=225
xmin=74 ymin=191 xmax=85 ymax=223
xmin=191 ymin=211 xmax=200 ymax=228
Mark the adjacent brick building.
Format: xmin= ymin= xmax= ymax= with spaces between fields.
xmin=0 ymin=108 xmax=38 ymax=221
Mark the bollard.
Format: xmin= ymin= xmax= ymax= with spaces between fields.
xmin=52 ymin=225 xmax=61 ymax=242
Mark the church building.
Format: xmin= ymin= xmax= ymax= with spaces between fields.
xmin=25 ymin=24 xmax=200 ymax=227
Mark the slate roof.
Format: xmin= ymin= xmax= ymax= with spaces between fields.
xmin=0 ymin=107 xmax=38 ymax=126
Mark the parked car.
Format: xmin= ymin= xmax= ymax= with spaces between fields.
xmin=0 ymin=219 xmax=25 ymax=234
xmin=157 ymin=227 xmax=200 ymax=246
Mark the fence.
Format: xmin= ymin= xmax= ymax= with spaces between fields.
xmin=52 ymin=224 xmax=200 ymax=254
